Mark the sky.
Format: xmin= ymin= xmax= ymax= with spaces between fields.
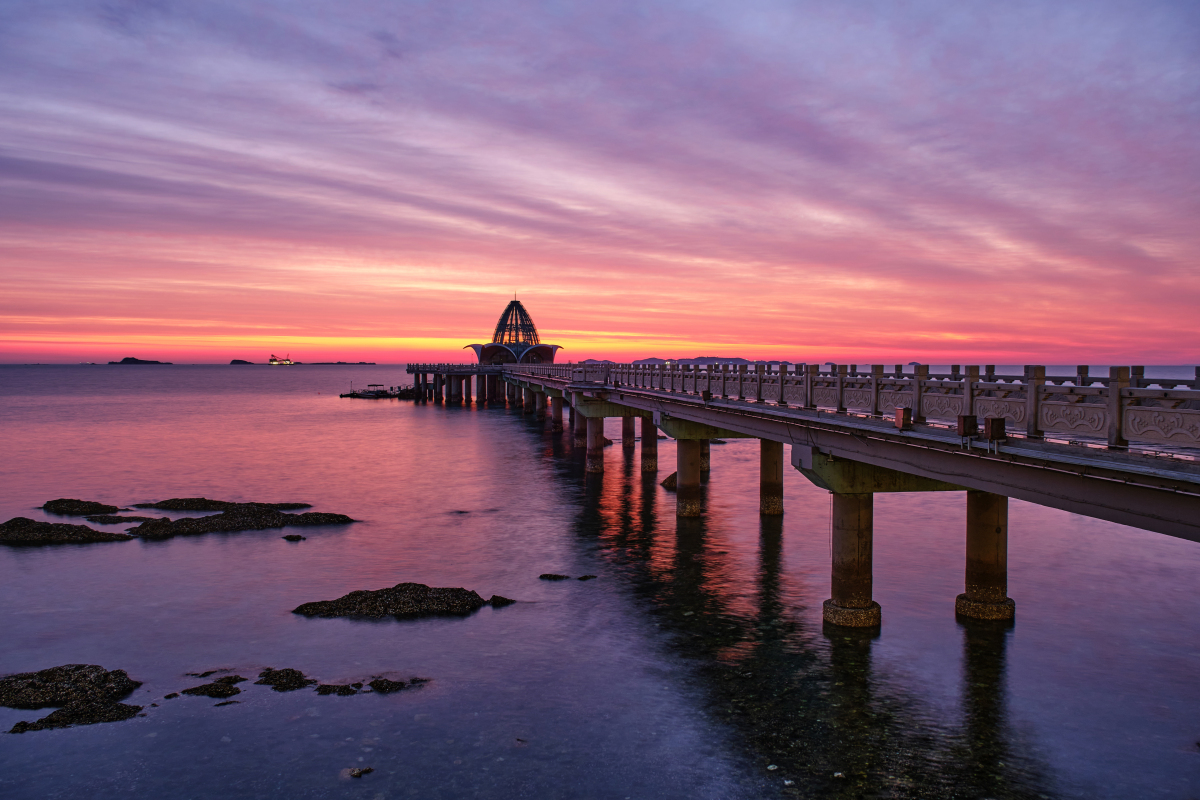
xmin=1 ymin=0 xmax=1198 ymax=364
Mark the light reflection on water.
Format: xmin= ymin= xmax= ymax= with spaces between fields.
xmin=0 ymin=365 xmax=1198 ymax=799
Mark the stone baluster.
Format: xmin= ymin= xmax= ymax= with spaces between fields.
xmin=836 ymin=364 xmax=848 ymax=412
xmin=754 ymin=363 xmax=765 ymax=402
xmin=1108 ymin=367 xmax=1129 ymax=448
xmin=1024 ymin=365 xmax=1045 ymax=438
xmin=965 ymin=365 xmax=980 ymax=416
xmin=804 ymin=363 xmax=818 ymax=408
xmin=737 ymin=364 xmax=748 ymax=400
xmin=913 ymin=365 xmax=928 ymax=423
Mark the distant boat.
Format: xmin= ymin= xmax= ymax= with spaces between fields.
xmin=268 ymin=354 xmax=295 ymax=366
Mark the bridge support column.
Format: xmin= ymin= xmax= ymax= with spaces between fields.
xmin=824 ymin=492 xmax=880 ymax=627
xmin=551 ymin=396 xmax=563 ymax=431
xmin=486 ymin=375 xmax=496 ymax=403
xmin=505 ymin=382 xmax=515 ymax=404
xmin=463 ymin=375 xmax=473 ymax=404
xmin=535 ymin=392 xmax=547 ymax=420
xmin=622 ymin=417 xmax=636 ymax=449
xmin=586 ymin=417 xmax=606 ymax=473
xmin=522 ymin=387 xmax=533 ymax=412
xmin=956 ymin=491 xmax=1015 ymax=620
xmin=699 ymin=439 xmax=710 ymax=471
xmin=641 ymin=419 xmax=658 ymax=472
xmin=436 ymin=374 xmax=445 ymax=402
xmin=760 ymin=440 xmax=784 ymax=515
xmin=568 ymin=403 xmax=576 ymax=432
xmin=451 ymin=376 xmax=463 ymax=403
xmin=573 ymin=407 xmax=587 ymax=445
xmin=676 ymin=439 xmax=704 ymax=516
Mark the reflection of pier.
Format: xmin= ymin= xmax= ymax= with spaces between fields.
xmin=411 ymin=360 xmax=1200 ymax=631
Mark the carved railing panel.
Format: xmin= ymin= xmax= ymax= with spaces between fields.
xmin=761 ymin=377 xmax=781 ymax=404
xmin=1039 ymin=400 xmax=1107 ymax=435
xmin=843 ymin=388 xmax=872 ymax=411
xmin=782 ymin=380 xmax=805 ymax=406
xmin=878 ymin=390 xmax=913 ymax=414
xmin=921 ymin=392 xmax=965 ymax=420
xmin=974 ymin=397 xmax=1026 ymax=424
xmin=813 ymin=387 xmax=839 ymax=408
xmin=1124 ymin=407 xmax=1200 ymax=445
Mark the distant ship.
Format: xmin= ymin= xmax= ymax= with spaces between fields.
xmin=268 ymin=354 xmax=295 ymax=365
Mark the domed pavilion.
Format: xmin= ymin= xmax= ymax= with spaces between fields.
xmin=466 ymin=300 xmax=562 ymax=365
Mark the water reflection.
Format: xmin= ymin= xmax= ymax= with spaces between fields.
xmin=540 ymin=420 xmax=1059 ymax=799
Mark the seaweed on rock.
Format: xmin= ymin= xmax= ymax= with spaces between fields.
xmin=126 ymin=509 xmax=353 ymax=539
xmin=42 ymin=499 xmax=119 ymax=516
xmin=293 ymin=583 xmax=499 ymax=619
xmin=0 ymin=664 xmax=142 ymax=733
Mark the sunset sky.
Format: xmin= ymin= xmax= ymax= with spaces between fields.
xmin=2 ymin=0 xmax=1198 ymax=364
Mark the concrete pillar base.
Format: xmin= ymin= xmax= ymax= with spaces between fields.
xmin=677 ymin=491 xmax=704 ymax=517
xmin=822 ymin=599 xmax=881 ymax=627
xmin=955 ymin=594 xmax=1015 ymax=621
xmin=641 ymin=456 xmax=658 ymax=473
xmin=760 ymin=495 xmax=784 ymax=515
xmin=585 ymin=417 xmax=605 ymax=473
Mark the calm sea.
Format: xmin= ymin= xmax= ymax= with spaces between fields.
xmin=1 ymin=365 xmax=1197 ymax=799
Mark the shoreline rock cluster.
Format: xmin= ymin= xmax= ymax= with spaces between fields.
xmin=294 ymin=582 xmax=513 ymax=620
xmin=0 ymin=664 xmax=143 ymax=734
xmin=2 ymin=497 xmax=353 ymax=545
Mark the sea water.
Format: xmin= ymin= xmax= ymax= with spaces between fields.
xmin=0 ymin=365 xmax=1197 ymax=799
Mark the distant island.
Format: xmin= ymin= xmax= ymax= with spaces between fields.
xmin=230 ymin=359 xmax=254 ymax=365
xmin=309 ymin=361 xmax=376 ymax=365
xmin=108 ymin=357 xmax=172 ymax=365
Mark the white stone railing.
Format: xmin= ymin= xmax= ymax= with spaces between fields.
xmin=499 ymin=362 xmax=1200 ymax=450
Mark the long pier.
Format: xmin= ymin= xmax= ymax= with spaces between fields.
xmin=407 ymin=361 xmax=1200 ymax=627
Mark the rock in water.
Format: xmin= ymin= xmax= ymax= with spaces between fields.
xmin=0 ymin=517 xmax=133 ymax=545
xmin=316 ymin=683 xmax=360 ymax=696
xmin=255 ymin=668 xmax=316 ymax=692
xmin=42 ymin=499 xmax=119 ymax=516
xmin=577 ymin=575 xmax=598 ymax=581
xmin=366 ymin=677 xmax=426 ymax=694
xmin=126 ymin=509 xmax=353 ymax=539
xmin=132 ymin=498 xmax=312 ymax=511
xmin=182 ymin=682 xmax=241 ymax=699
xmin=349 ymin=767 xmax=374 ymax=778
xmin=293 ymin=583 xmax=490 ymax=619
xmin=0 ymin=664 xmax=142 ymax=733
xmin=539 ymin=574 xmax=570 ymax=581
xmin=282 ymin=534 xmax=306 ymax=542
xmin=489 ymin=595 xmax=516 ymax=607
xmin=84 ymin=515 xmax=157 ymax=524
xmin=660 ymin=472 xmax=678 ymax=490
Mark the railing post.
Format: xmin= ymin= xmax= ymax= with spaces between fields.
xmin=965 ymin=365 xmax=980 ymax=416
xmin=1107 ymin=367 xmax=1129 ymax=448
xmin=737 ymin=364 xmax=747 ymax=400
xmin=721 ymin=364 xmax=730 ymax=398
xmin=1131 ymin=365 xmax=1145 ymax=388
xmin=912 ymin=365 xmax=928 ymax=423
xmin=836 ymin=364 xmax=848 ymax=412
xmin=1076 ymin=365 xmax=1090 ymax=387
xmin=985 ymin=365 xmax=995 ymax=382
xmin=804 ymin=363 xmax=818 ymax=409
xmin=1024 ymin=365 xmax=1045 ymax=439
xmin=778 ymin=362 xmax=790 ymax=406
xmin=754 ymin=363 xmax=765 ymax=402
xmin=870 ymin=365 xmax=883 ymax=415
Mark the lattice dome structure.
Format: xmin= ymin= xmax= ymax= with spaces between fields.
xmin=466 ymin=300 xmax=561 ymax=364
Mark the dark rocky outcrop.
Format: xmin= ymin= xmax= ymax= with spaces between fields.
xmin=85 ymin=515 xmax=157 ymax=524
xmin=293 ymin=583 xmax=496 ymax=619
xmin=182 ymin=682 xmax=242 ymax=699
xmin=577 ymin=575 xmax=598 ymax=581
xmin=367 ymin=677 xmax=428 ymax=694
xmin=282 ymin=534 xmax=306 ymax=542
xmin=539 ymin=573 xmax=570 ymax=581
xmin=230 ymin=360 xmax=254 ymax=365
xmin=316 ymin=683 xmax=362 ymax=696
xmin=660 ymin=472 xmax=678 ymax=490
xmin=42 ymin=499 xmax=119 ymax=516
xmin=489 ymin=595 xmax=516 ymax=607
xmin=127 ymin=509 xmax=352 ymax=539
xmin=0 ymin=664 xmax=142 ymax=733
xmin=132 ymin=498 xmax=312 ymax=512
xmin=349 ymin=768 xmax=374 ymax=778
xmin=255 ymin=668 xmax=316 ymax=692
xmin=1 ymin=517 xmax=133 ymax=545
xmin=108 ymin=357 xmax=171 ymax=365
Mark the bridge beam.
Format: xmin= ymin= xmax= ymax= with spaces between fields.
xmin=586 ymin=417 xmax=605 ymax=472
xmin=677 ymin=439 xmax=704 ymax=516
xmin=654 ymin=415 xmax=751 ymax=441
xmin=793 ymin=447 xmax=963 ymax=493
xmin=760 ymin=439 xmax=784 ymax=515
xmin=824 ymin=492 xmax=881 ymax=627
xmin=642 ymin=418 xmax=658 ymax=472
xmin=957 ymin=491 xmax=1015 ymax=620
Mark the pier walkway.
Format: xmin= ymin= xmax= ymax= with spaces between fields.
xmin=406 ymin=361 xmax=1200 ymax=627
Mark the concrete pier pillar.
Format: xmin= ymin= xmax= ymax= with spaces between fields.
xmin=464 ymin=375 xmax=473 ymax=404
xmin=699 ymin=439 xmax=711 ymax=471
xmin=486 ymin=375 xmax=497 ymax=403
xmin=760 ymin=439 xmax=784 ymax=515
xmin=573 ymin=407 xmax=588 ymax=445
xmin=585 ymin=417 xmax=606 ymax=473
xmin=824 ymin=492 xmax=880 ymax=627
xmin=452 ymin=376 xmax=463 ymax=403
xmin=568 ymin=403 xmax=576 ymax=432
xmin=676 ymin=439 xmax=704 ymax=517
xmin=622 ymin=417 xmax=636 ymax=449
xmin=535 ymin=392 xmax=547 ymax=420
xmin=520 ymin=387 xmax=531 ymax=412
xmin=506 ymin=382 xmax=516 ymax=404
xmin=641 ymin=419 xmax=658 ymax=472
xmin=956 ymin=491 xmax=1015 ymax=620
xmin=551 ymin=396 xmax=563 ymax=432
